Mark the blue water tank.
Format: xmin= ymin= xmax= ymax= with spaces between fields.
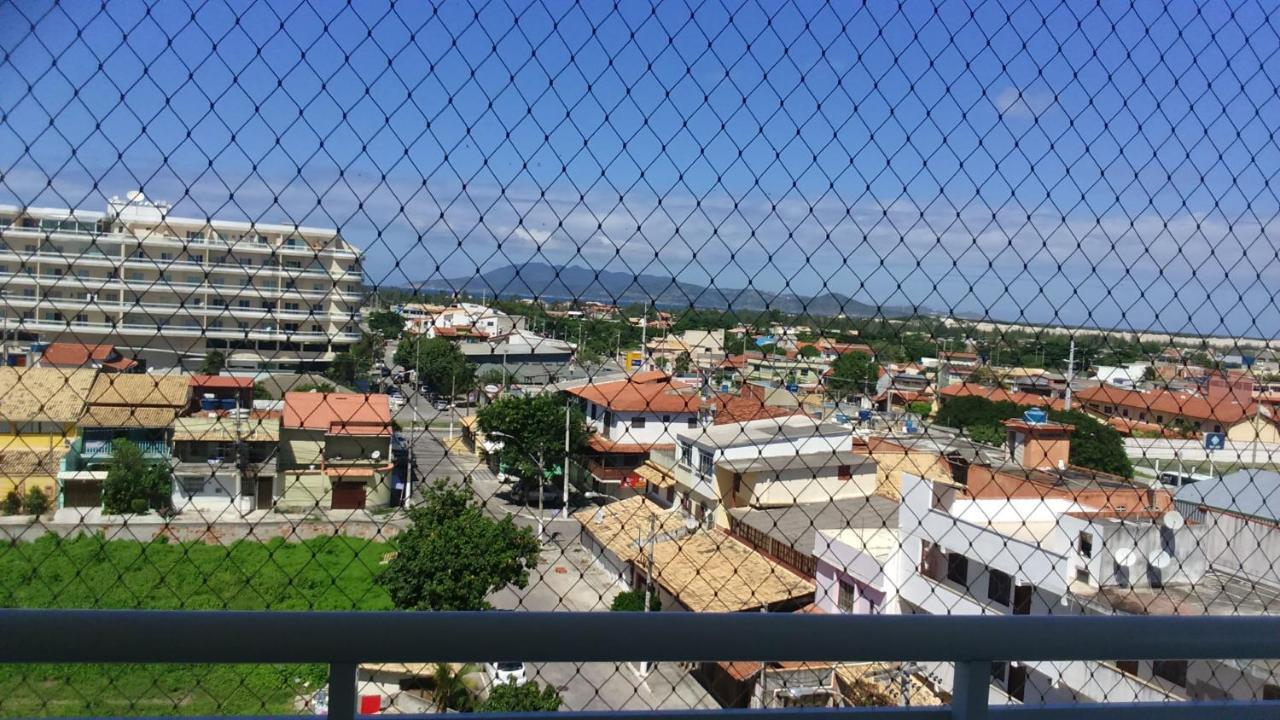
xmin=200 ymin=398 xmax=218 ymax=411
xmin=1023 ymin=408 xmax=1048 ymax=424
xmin=220 ymin=398 xmax=237 ymax=410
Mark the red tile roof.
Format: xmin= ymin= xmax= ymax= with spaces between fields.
xmin=567 ymin=371 xmax=700 ymax=413
xmin=712 ymin=385 xmax=796 ymax=424
xmin=39 ymin=342 xmax=137 ymax=371
xmin=940 ymin=383 xmax=1064 ymax=410
xmin=283 ymin=392 xmax=392 ymax=435
xmin=190 ymin=374 xmax=254 ymax=389
xmin=1074 ymin=384 xmax=1254 ymax=424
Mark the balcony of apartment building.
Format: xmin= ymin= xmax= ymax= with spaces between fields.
xmin=3 ymin=610 xmax=1276 ymax=720
xmin=0 ymin=220 xmax=359 ymax=259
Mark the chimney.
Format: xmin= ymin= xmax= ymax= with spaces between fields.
xmin=1003 ymin=409 xmax=1075 ymax=471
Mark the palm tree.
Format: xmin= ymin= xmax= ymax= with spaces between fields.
xmin=427 ymin=662 xmax=482 ymax=712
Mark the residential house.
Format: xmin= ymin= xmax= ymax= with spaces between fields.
xmin=460 ymin=328 xmax=575 ymax=384
xmin=673 ymin=415 xmax=852 ymax=527
xmin=171 ymin=412 xmax=280 ymax=514
xmin=187 ymin=374 xmax=254 ymax=414
xmin=1074 ymin=383 xmax=1259 ymax=436
xmin=566 ymin=370 xmax=701 ymax=493
xmin=428 ymin=302 xmax=524 ymax=339
xmin=813 ymin=413 xmax=1280 ymax=704
xmin=572 ymin=494 xmax=692 ymax=582
xmin=873 ymin=368 xmax=932 ymax=410
xmin=680 ymin=330 xmax=726 ymax=370
xmin=644 ymin=335 xmax=691 ymax=370
xmin=939 ymin=383 xmax=1064 ymax=410
xmin=0 ymin=367 xmax=95 ymax=502
xmin=718 ymin=351 xmax=831 ymax=389
xmin=277 ymin=391 xmax=394 ymax=511
xmin=729 ymin=494 xmax=895 ymax=579
xmin=59 ymin=372 xmax=191 ymax=509
xmin=35 ymin=342 xmax=138 ymax=372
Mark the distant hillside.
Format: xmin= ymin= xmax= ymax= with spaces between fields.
xmin=418 ymin=262 xmax=916 ymax=317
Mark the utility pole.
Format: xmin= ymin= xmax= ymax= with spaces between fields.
xmin=639 ymin=512 xmax=658 ymax=675
xmin=1063 ymin=339 xmax=1076 ymax=411
xmin=641 ymin=302 xmax=649 ymax=369
xmin=562 ymin=400 xmax=571 ymax=516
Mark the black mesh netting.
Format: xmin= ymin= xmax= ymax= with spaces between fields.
xmin=1 ymin=0 xmax=1279 ymax=715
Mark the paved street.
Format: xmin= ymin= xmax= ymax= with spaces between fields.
xmin=406 ymin=428 xmax=718 ymax=712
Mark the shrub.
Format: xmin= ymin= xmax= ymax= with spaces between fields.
xmin=2 ymin=490 xmax=21 ymax=516
xmin=610 ymin=589 xmax=660 ymax=612
xmin=23 ymin=487 xmax=49 ymax=516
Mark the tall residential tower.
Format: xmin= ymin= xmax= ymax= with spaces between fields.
xmin=0 ymin=192 xmax=363 ymax=370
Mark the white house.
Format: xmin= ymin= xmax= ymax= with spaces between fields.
xmin=673 ymin=415 xmax=852 ymax=526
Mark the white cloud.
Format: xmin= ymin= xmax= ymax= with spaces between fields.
xmin=994 ymin=86 xmax=1054 ymax=119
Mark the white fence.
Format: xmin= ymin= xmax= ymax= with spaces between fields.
xmin=1124 ymin=439 xmax=1280 ymax=465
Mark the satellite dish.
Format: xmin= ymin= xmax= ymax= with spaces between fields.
xmin=1162 ymin=511 xmax=1185 ymax=531
xmin=1114 ymin=548 xmax=1140 ymax=567
xmin=1148 ymin=550 xmax=1173 ymax=570
xmin=371 ymin=450 xmax=381 ymax=461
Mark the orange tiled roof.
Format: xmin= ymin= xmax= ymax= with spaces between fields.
xmin=283 ymin=392 xmax=392 ymax=435
xmin=40 ymin=342 xmax=137 ymax=371
xmin=566 ymin=371 xmax=700 ymax=413
xmin=1074 ymin=384 xmax=1254 ymax=424
xmin=190 ymin=374 xmax=254 ymax=389
xmin=941 ymin=383 xmax=1064 ymax=410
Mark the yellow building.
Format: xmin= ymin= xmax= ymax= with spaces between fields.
xmin=0 ymin=367 xmax=97 ymax=501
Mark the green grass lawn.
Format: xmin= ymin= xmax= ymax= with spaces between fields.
xmin=0 ymin=534 xmax=394 ymax=717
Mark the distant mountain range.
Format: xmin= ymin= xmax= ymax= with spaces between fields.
xmin=418 ymin=262 xmax=920 ymax=318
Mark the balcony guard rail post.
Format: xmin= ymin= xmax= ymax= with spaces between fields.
xmin=951 ymin=661 xmax=991 ymax=720
xmin=328 ymin=661 xmax=357 ymax=720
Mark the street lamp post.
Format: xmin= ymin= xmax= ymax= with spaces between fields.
xmin=486 ymin=430 xmax=550 ymax=540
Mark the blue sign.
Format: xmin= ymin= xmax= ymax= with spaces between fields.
xmin=786 ymin=383 xmax=799 ymax=392
xmin=858 ymin=409 xmax=872 ymax=422
xmin=1204 ymin=432 xmax=1226 ymax=451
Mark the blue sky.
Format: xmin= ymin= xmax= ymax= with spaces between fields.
xmin=1 ymin=0 xmax=1278 ymax=337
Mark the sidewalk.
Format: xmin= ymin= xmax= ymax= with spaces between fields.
xmin=2 ymin=507 xmax=410 ymax=543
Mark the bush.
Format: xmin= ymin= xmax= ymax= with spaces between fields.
xmin=23 ymin=487 xmax=49 ymax=516
xmin=102 ymin=439 xmax=173 ymax=515
xmin=2 ymin=490 xmax=21 ymax=516
xmin=477 ymin=681 xmax=562 ymax=713
xmin=610 ymin=589 xmax=660 ymax=612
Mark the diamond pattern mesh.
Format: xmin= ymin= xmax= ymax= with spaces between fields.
xmin=1 ymin=0 xmax=1279 ymax=714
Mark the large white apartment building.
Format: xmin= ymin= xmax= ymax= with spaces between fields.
xmin=0 ymin=192 xmax=364 ymax=370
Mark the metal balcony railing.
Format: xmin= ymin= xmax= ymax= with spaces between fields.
xmin=2 ymin=611 xmax=1278 ymax=720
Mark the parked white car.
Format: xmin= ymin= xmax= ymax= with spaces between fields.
xmin=485 ymin=661 xmax=526 ymax=686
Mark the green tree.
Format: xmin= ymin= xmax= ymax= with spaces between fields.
xmin=476 ymin=394 xmax=590 ymax=491
xmin=252 ymin=381 xmax=273 ymax=400
xmin=797 ymin=344 xmax=821 ymax=358
xmin=367 ymin=309 xmax=406 ymax=340
xmin=199 ymin=350 xmax=226 ymax=375
xmin=826 ymin=351 xmax=877 ymax=400
xmin=426 ymin=663 xmax=482 ymax=712
xmin=102 ymin=439 xmax=172 ymax=515
xmin=378 ymin=480 xmax=541 ymax=610
xmin=654 ymin=356 xmax=669 ymax=369
xmin=907 ymin=400 xmax=933 ymax=417
xmin=395 ymin=336 xmax=475 ymax=397
xmin=1048 ymin=409 xmax=1133 ymax=478
xmin=327 ymin=332 xmax=380 ymax=386
xmin=294 ymin=382 xmax=336 ymax=393
xmin=673 ymin=353 xmax=691 ymax=374
xmin=477 ymin=681 xmax=563 ymax=713
xmin=24 ymin=487 xmax=49 ymax=516
xmin=610 ymin=589 xmax=661 ymax=612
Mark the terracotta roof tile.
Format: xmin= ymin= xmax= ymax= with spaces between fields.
xmin=941 ymin=383 xmax=1064 ymax=410
xmin=1075 ymin=384 xmax=1254 ymax=424
xmin=566 ymin=371 xmax=700 ymax=413
xmin=283 ymin=392 xmax=391 ymax=434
